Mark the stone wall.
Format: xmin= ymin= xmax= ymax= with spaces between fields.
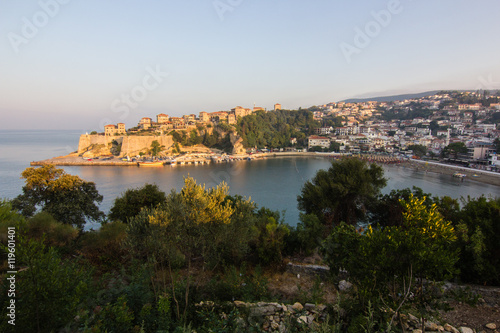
xmin=196 ymin=300 xmax=328 ymax=331
xmin=120 ymin=135 xmax=173 ymax=157
xmin=77 ymin=134 xmax=116 ymax=155
xmin=77 ymin=134 xmax=174 ymax=157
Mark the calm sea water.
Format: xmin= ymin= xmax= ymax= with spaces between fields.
xmin=1 ymin=130 xmax=500 ymax=229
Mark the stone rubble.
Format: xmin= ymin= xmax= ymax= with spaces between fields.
xmin=195 ymin=300 xmax=494 ymax=332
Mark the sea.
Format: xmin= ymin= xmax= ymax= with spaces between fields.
xmin=1 ymin=129 xmax=500 ymax=229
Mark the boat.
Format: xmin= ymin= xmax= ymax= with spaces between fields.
xmin=138 ymin=161 xmax=164 ymax=167
xmin=453 ymin=172 xmax=466 ymax=178
xmin=472 ymin=174 xmax=480 ymax=178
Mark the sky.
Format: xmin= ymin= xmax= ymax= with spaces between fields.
xmin=1 ymin=0 xmax=500 ymax=130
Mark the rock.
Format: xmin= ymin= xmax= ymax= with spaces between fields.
xmin=316 ymin=304 xmax=327 ymax=312
xmin=338 ymin=280 xmax=353 ymax=291
xmin=458 ymin=327 xmax=474 ymax=333
xmin=305 ymin=303 xmax=315 ymax=311
xmin=298 ymin=316 xmax=308 ymax=324
xmin=425 ymin=321 xmax=439 ymax=331
xmin=485 ymin=323 xmax=497 ymax=330
xmin=292 ymin=302 xmax=304 ymax=311
xmin=249 ymin=305 xmax=276 ymax=316
xmin=307 ymin=315 xmax=315 ymax=324
xmin=444 ymin=324 xmax=460 ymax=333
xmin=234 ymin=300 xmax=246 ymax=307
xmin=235 ymin=317 xmax=246 ymax=329
xmin=282 ymin=305 xmax=287 ymax=312
xmin=408 ymin=313 xmax=420 ymax=325
xmin=413 ymin=330 xmax=423 ymax=333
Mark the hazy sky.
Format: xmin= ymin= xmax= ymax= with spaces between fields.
xmin=1 ymin=0 xmax=500 ymax=130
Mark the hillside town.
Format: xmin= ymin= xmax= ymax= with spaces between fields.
xmin=100 ymin=91 xmax=500 ymax=171
xmin=103 ymin=104 xmax=280 ymax=136
xmin=310 ymin=91 xmax=500 ymax=170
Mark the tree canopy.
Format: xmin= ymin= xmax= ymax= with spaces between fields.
xmin=407 ymin=144 xmax=427 ymax=158
xmin=441 ymin=142 xmax=468 ymax=159
xmin=109 ymin=183 xmax=167 ymax=223
xmin=11 ymin=165 xmax=104 ymax=229
xmin=236 ymin=110 xmax=319 ymax=148
xmin=297 ymin=158 xmax=387 ymax=228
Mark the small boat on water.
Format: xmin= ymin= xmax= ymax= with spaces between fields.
xmin=472 ymin=174 xmax=480 ymax=178
xmin=453 ymin=172 xmax=467 ymax=178
xmin=138 ymin=161 xmax=164 ymax=167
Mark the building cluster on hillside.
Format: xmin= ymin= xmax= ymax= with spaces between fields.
xmin=308 ymin=91 xmax=500 ymax=170
xmin=103 ymin=103 xmax=282 ymax=136
xmin=101 ymin=91 xmax=500 ymax=170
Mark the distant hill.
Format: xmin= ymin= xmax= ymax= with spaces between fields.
xmin=341 ymin=91 xmax=441 ymax=103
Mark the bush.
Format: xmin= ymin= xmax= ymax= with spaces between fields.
xmin=109 ymin=183 xmax=166 ymax=223
xmin=323 ymin=195 xmax=459 ymax=326
xmin=0 ymin=237 xmax=92 ymax=333
xmin=454 ymin=196 xmax=500 ymax=285
xmin=78 ymin=221 xmax=128 ymax=270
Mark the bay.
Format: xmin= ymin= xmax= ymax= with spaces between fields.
xmin=1 ymin=130 xmax=499 ymax=229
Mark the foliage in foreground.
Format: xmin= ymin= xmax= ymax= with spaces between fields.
xmin=322 ymin=195 xmax=459 ymax=331
xmin=297 ymin=158 xmax=387 ymax=228
xmin=1 ymin=162 xmax=500 ymax=332
xmin=11 ymin=164 xmax=104 ymax=229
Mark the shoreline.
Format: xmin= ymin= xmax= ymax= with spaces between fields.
xmin=30 ymin=153 xmax=500 ymax=187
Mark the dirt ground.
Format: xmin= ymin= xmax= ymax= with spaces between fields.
xmin=266 ymin=254 xmax=500 ymax=331
xmin=439 ymin=302 xmax=500 ymax=331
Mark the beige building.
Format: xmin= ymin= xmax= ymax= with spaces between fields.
xmin=104 ymin=124 xmax=117 ymax=136
xmin=209 ymin=111 xmax=229 ymax=123
xmin=157 ymin=113 xmax=169 ymax=123
xmin=170 ymin=117 xmax=185 ymax=129
xmin=104 ymin=123 xmax=126 ymax=136
xmin=308 ymin=135 xmax=331 ymax=149
xmin=139 ymin=117 xmax=152 ymax=130
xmin=231 ymin=106 xmax=252 ymax=118
xmin=274 ymin=103 xmax=282 ymax=111
xmin=117 ymin=123 xmax=126 ymax=134
xmin=199 ymin=111 xmax=210 ymax=123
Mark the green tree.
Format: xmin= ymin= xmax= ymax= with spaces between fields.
xmin=252 ymin=208 xmax=289 ymax=265
xmin=125 ymin=177 xmax=242 ymax=322
xmin=11 ymin=165 xmax=104 ymax=229
xmin=297 ymin=158 xmax=387 ymax=228
xmin=323 ymin=195 xmax=459 ymax=330
xmin=0 ymin=237 xmax=91 ymax=333
xmin=329 ymin=141 xmax=341 ymax=152
xmin=370 ymin=186 xmax=433 ymax=227
xmin=407 ymin=144 xmax=427 ymax=158
xmin=441 ymin=142 xmax=467 ymax=158
xmin=109 ymin=183 xmax=166 ymax=223
xmin=494 ymin=138 xmax=500 ymax=152
xmin=454 ymin=196 xmax=500 ymax=285
xmin=149 ymin=140 xmax=164 ymax=157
